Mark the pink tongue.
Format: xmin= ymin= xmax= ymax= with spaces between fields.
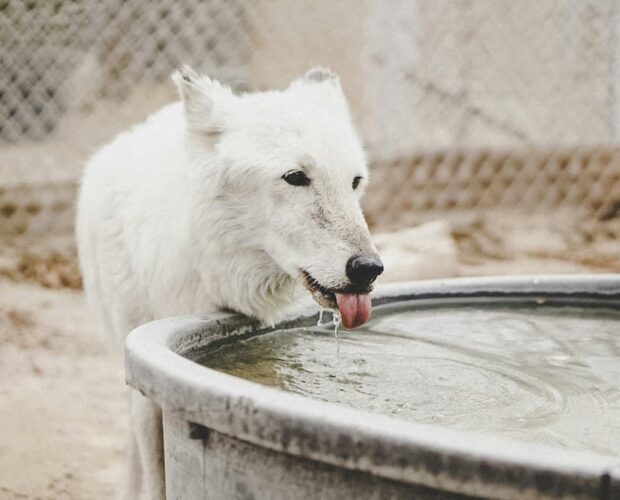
xmin=335 ymin=293 xmax=372 ymax=329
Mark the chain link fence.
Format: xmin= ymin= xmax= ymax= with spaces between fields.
xmin=1 ymin=0 xmax=619 ymax=246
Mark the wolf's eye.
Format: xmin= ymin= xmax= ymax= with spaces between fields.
xmin=352 ymin=176 xmax=363 ymax=190
xmin=283 ymin=170 xmax=311 ymax=187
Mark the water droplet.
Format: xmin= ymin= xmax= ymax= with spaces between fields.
xmin=333 ymin=312 xmax=341 ymax=358
xmin=317 ymin=308 xmax=326 ymax=326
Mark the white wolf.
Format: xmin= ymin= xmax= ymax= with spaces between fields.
xmin=76 ymin=66 xmax=383 ymax=499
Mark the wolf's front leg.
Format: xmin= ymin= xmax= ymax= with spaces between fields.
xmin=117 ymin=416 xmax=141 ymax=500
xmin=132 ymin=390 xmax=166 ymax=500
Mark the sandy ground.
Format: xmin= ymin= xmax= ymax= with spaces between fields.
xmin=0 ymin=282 xmax=125 ymax=500
xmin=0 ymin=235 xmax=125 ymax=499
xmin=0 ymin=216 xmax=617 ymax=499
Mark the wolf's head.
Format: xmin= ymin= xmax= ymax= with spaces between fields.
xmin=173 ymin=66 xmax=383 ymax=328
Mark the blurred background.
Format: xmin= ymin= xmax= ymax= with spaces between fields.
xmin=1 ymin=0 xmax=619 ymax=265
xmin=0 ymin=1 xmax=619 ymax=498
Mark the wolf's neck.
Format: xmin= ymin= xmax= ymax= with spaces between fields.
xmin=194 ymin=208 xmax=299 ymax=324
xmin=214 ymin=248 xmax=298 ymax=324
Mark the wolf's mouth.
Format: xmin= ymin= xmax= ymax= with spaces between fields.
xmin=300 ymin=270 xmax=373 ymax=329
xmin=301 ymin=271 xmax=338 ymax=308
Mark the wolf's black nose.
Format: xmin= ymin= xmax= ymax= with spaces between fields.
xmin=346 ymin=255 xmax=384 ymax=287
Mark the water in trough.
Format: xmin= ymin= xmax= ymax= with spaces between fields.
xmin=197 ymin=301 xmax=620 ymax=457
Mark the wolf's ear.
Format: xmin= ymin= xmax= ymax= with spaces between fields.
xmin=172 ymin=65 xmax=227 ymax=137
xmin=303 ymin=67 xmax=341 ymax=86
xmin=295 ymin=66 xmax=349 ymax=112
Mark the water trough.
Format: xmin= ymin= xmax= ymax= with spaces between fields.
xmin=125 ymin=275 xmax=620 ymax=499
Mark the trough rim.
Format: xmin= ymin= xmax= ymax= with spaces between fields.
xmin=125 ymin=274 xmax=620 ymax=499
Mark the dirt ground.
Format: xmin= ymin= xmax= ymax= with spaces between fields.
xmin=0 ymin=236 xmax=125 ymax=499
xmin=0 ymin=281 xmax=125 ymax=500
xmin=0 ymin=214 xmax=617 ymax=499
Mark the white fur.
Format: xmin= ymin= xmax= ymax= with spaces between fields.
xmin=76 ymin=67 xmax=376 ymax=499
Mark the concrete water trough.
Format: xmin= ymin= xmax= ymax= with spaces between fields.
xmin=125 ymin=275 xmax=620 ymax=499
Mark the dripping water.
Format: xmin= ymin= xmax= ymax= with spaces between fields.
xmin=333 ymin=311 xmax=341 ymax=359
xmin=316 ymin=308 xmax=327 ymax=326
xmin=316 ymin=308 xmax=341 ymax=358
